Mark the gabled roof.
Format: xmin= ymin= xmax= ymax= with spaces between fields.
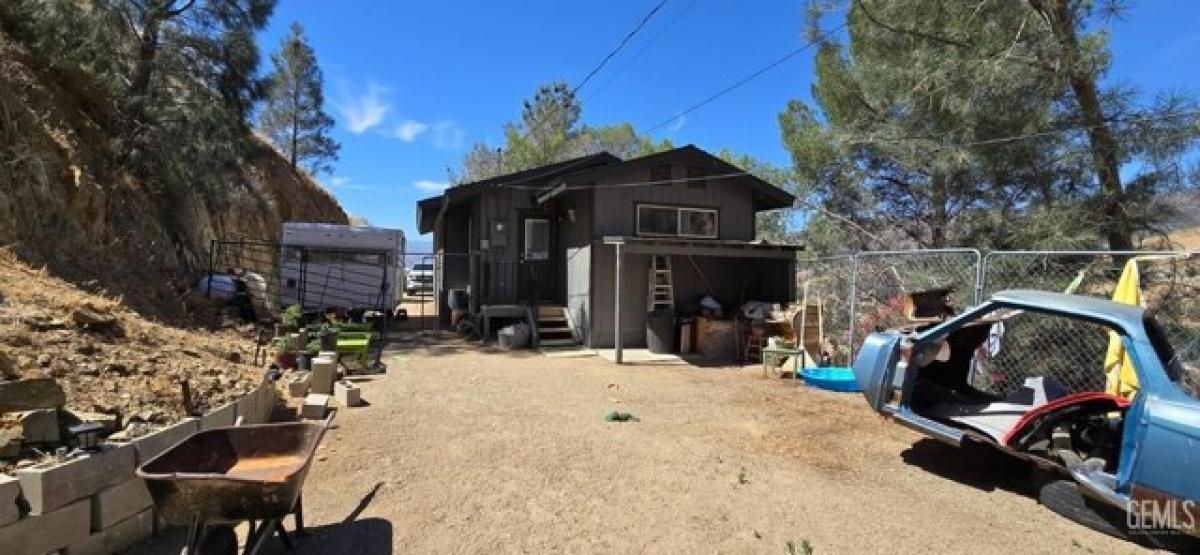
xmin=416 ymin=152 xmax=620 ymax=234
xmin=415 ymin=145 xmax=796 ymax=234
xmin=544 ymin=144 xmax=795 ymax=210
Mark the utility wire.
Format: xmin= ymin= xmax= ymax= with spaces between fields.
xmin=585 ymin=0 xmax=701 ymax=101
xmin=573 ymin=0 xmax=670 ymax=95
xmin=643 ymin=20 xmax=849 ymax=134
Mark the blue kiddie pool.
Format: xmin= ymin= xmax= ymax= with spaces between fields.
xmin=801 ymin=366 xmax=862 ymax=393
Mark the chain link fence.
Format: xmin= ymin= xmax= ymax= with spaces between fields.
xmin=797 ymin=249 xmax=1200 ymax=398
xmin=982 ymin=251 xmax=1200 ymax=397
xmin=795 ymin=255 xmax=855 ymax=365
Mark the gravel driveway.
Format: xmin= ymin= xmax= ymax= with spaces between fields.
xmin=135 ymin=332 xmax=1144 ymax=554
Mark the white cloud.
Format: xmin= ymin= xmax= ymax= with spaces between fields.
xmin=432 ymin=121 xmax=466 ymax=150
xmin=323 ymin=176 xmax=368 ymax=191
xmin=333 ymin=81 xmax=390 ymax=134
xmin=392 ymin=120 xmax=429 ymax=142
xmin=414 ymin=179 xmax=450 ymax=192
xmin=666 ymin=114 xmax=687 ymax=134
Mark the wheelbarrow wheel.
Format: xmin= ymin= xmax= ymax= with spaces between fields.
xmin=188 ymin=525 xmax=237 ymax=555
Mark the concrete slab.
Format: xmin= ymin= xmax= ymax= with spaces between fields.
xmin=16 ymin=443 xmax=135 ymax=515
xmin=0 ymin=474 xmax=18 ymax=526
xmin=287 ymin=372 xmax=312 ymax=398
xmin=132 ymin=418 xmax=198 ymax=464
xmin=596 ymin=349 xmax=687 ymax=365
xmin=0 ymin=497 xmax=90 ymax=555
xmin=235 ymin=390 xmax=258 ymax=424
xmin=200 ymin=402 xmax=236 ymax=430
xmin=539 ymin=347 xmax=598 ymax=358
xmin=334 ymin=381 xmax=361 ymax=407
xmin=301 ymin=394 xmax=331 ymax=420
xmin=91 ymin=478 xmax=153 ymax=531
xmin=311 ymin=358 xmax=336 ymax=395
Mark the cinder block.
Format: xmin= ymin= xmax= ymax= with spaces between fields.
xmin=334 ymin=381 xmax=361 ymax=407
xmin=102 ymin=507 xmax=154 ymax=553
xmin=90 ymin=479 xmax=152 ymax=531
xmin=132 ymin=418 xmax=199 ymax=464
xmin=235 ymin=390 xmax=258 ymax=424
xmin=62 ymin=531 xmax=103 ymax=555
xmin=64 ymin=507 xmax=153 ymax=555
xmin=200 ymin=402 xmax=236 ymax=430
xmin=257 ymin=381 xmax=277 ymax=423
xmin=287 ymin=373 xmax=312 ymax=398
xmin=0 ymin=498 xmax=90 ymax=555
xmin=0 ymin=474 xmax=19 ymax=526
xmin=16 ymin=443 xmax=135 ymax=515
xmin=300 ymin=394 xmax=330 ymax=420
xmin=311 ymin=358 xmax=336 ymax=395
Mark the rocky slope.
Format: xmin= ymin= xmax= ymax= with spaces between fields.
xmin=0 ymin=29 xmax=347 ymax=322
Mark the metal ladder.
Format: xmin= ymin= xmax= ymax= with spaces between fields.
xmin=648 ymin=255 xmax=675 ymax=311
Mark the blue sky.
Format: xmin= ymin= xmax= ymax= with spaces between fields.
xmin=257 ymin=1 xmax=1200 ymax=243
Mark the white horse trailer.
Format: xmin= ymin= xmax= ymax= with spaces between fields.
xmin=278 ymin=223 xmax=405 ymax=312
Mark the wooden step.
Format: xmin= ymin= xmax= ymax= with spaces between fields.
xmin=538 ymin=326 xmax=573 ymax=334
xmin=539 ymin=338 xmax=579 ymax=347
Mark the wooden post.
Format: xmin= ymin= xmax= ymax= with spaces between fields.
xmin=614 ymin=242 xmax=623 ymax=364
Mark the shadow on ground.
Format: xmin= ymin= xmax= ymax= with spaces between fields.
xmin=900 ymin=438 xmax=1037 ymax=497
xmin=127 ymin=483 xmax=392 ymax=554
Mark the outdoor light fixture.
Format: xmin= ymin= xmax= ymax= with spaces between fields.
xmin=68 ymin=421 xmax=105 ymax=451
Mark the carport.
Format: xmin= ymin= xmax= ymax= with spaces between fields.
xmin=600 ymin=236 xmax=803 ymax=364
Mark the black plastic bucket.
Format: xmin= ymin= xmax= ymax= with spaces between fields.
xmin=646 ymin=309 xmax=677 ymax=354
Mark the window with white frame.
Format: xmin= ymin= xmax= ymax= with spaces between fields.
xmin=523 ymin=218 xmax=550 ymax=260
xmin=636 ymin=204 xmax=718 ymax=239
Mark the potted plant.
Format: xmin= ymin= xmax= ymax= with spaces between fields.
xmin=277 ymin=304 xmax=303 ymax=335
xmin=273 ymin=334 xmax=298 ymax=369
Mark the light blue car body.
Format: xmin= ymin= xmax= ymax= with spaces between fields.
xmin=852 ymin=289 xmax=1200 ymax=518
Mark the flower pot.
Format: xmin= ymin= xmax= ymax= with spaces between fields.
xmin=274 ymin=351 xmax=297 ymax=369
xmin=319 ymin=331 xmax=337 ymax=351
xmin=297 ymin=352 xmax=313 ymax=371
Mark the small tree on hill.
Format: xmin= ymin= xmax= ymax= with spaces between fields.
xmin=259 ymin=22 xmax=339 ymax=174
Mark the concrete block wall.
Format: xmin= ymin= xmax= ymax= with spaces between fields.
xmin=0 ymin=379 xmax=278 ymax=555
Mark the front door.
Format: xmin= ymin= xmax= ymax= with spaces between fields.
xmin=520 ymin=216 xmax=559 ymax=303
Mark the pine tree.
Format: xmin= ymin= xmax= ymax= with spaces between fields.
xmin=259 ymin=22 xmax=339 ymax=175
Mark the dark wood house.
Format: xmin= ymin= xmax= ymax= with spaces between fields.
xmin=416 ymin=145 xmax=800 ymax=362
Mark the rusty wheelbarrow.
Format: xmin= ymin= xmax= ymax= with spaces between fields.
xmin=137 ymin=414 xmax=334 ymax=554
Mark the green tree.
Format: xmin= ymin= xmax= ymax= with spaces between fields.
xmin=458 ymin=80 xmax=674 ymax=182
xmin=789 ymin=0 xmax=1200 ymax=252
xmin=259 ymin=22 xmax=339 ymax=174
xmin=717 ymin=150 xmax=796 ymax=242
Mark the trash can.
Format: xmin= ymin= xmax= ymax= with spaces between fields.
xmin=646 ymin=309 xmax=677 ymax=354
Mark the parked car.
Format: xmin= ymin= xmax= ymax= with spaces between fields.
xmin=406 ymin=263 xmax=434 ymax=295
xmin=851 ymin=289 xmax=1200 ymax=548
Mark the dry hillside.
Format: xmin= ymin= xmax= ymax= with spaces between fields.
xmin=0 ymin=29 xmax=347 ymax=322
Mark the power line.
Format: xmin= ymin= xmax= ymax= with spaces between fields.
xmin=643 ymin=20 xmax=849 ymax=134
xmin=585 ymin=0 xmax=700 ymax=101
xmin=840 ymin=109 xmax=1200 ymax=151
xmin=573 ymin=0 xmax=670 ymax=95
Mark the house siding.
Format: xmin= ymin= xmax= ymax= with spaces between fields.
xmin=589 ymin=155 xmax=757 ymax=240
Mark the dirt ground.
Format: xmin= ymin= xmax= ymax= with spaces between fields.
xmin=134 ymin=331 xmax=1145 ymax=554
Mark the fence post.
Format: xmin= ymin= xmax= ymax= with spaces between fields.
xmin=847 ymin=254 xmax=859 ymax=362
xmin=971 ymin=249 xmax=984 ymax=305
xmin=205 ymin=240 xmax=217 ymax=298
